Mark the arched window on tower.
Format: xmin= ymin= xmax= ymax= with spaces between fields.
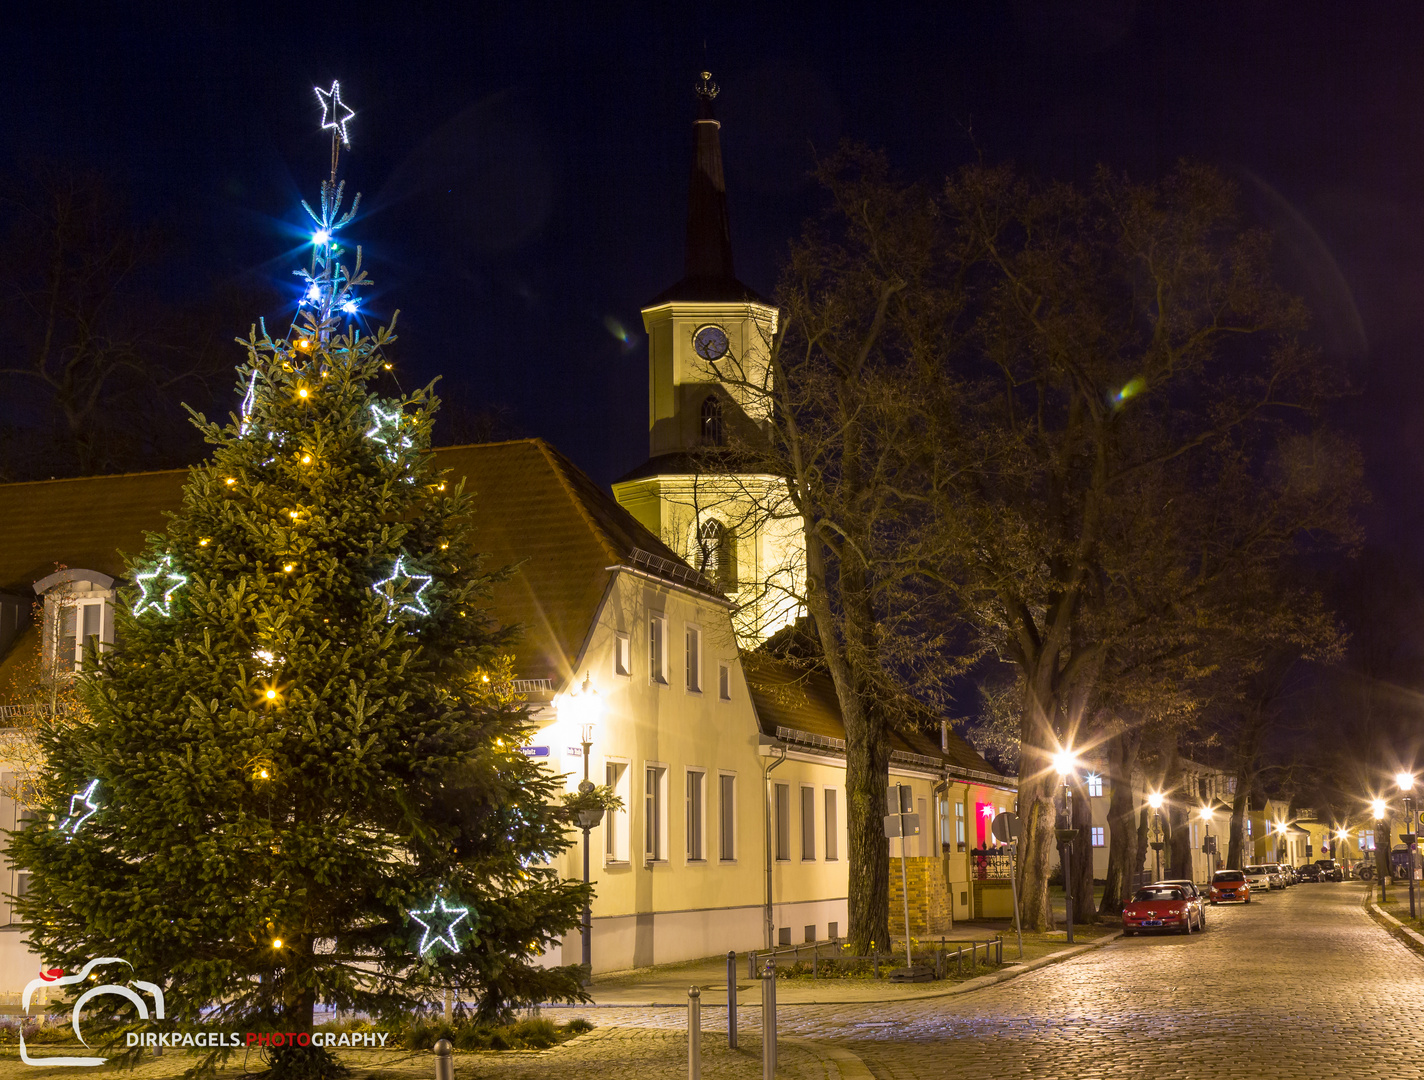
xmin=700 ymin=394 xmax=724 ymax=446
xmin=697 ymin=519 xmax=738 ymax=592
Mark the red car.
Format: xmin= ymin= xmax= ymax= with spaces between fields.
xmin=1122 ymin=884 xmax=1205 ymax=935
xmin=1209 ymin=869 xmax=1251 ymax=904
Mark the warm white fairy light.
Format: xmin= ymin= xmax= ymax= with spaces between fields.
xmin=372 ymin=556 xmax=432 ymax=619
xmin=314 ymin=81 xmax=355 ymax=148
xmin=411 ymin=897 xmax=469 ymax=955
xmin=58 ymin=780 xmax=99 ymax=838
xmin=134 ymin=556 xmax=188 ymax=617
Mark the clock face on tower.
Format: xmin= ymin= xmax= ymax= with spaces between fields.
xmin=693 ymin=325 xmax=730 ymax=362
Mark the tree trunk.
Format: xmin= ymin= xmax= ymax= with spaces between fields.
xmin=1135 ymin=805 xmax=1149 ymax=883
xmin=1100 ymin=727 xmax=1142 ymax=913
xmin=1015 ymin=767 xmax=1056 ymax=932
xmin=1228 ymin=784 xmax=1249 ymax=870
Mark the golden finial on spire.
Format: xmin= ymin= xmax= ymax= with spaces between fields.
xmin=696 ymin=71 xmax=720 ymax=100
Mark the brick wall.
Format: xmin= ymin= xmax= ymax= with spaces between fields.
xmin=888 ymin=856 xmax=954 ymax=937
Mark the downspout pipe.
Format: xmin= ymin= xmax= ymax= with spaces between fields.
xmin=761 ymin=738 xmax=788 ymax=950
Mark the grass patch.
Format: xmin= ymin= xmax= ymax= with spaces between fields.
xmin=397 ymin=1016 xmax=591 ymax=1052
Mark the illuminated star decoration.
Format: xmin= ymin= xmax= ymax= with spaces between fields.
xmin=372 ymin=556 xmax=433 ymax=620
xmin=239 ymin=369 xmax=259 ymax=436
xmin=133 ymin=556 xmax=188 ymax=617
xmin=314 ymin=81 xmax=356 ymax=148
xmin=366 ymin=404 xmax=412 ymax=462
xmin=58 ymin=780 xmax=99 ymax=839
xmin=411 ymin=897 xmax=469 ymax=956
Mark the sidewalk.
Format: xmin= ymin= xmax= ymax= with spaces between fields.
xmin=584 ymin=920 xmax=1119 ymax=1006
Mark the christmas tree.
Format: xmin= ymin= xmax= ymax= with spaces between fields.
xmin=11 ymin=83 xmax=591 ymax=1075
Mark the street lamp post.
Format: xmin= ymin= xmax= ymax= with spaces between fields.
xmin=1399 ymin=773 xmax=1417 ymax=919
xmin=559 ymin=674 xmax=602 ymax=980
xmin=1198 ymin=806 xmax=1214 ymax=884
xmin=1335 ymin=828 xmax=1350 ymax=877
xmin=1373 ymin=798 xmax=1388 ymax=904
xmin=1273 ymin=822 xmax=1288 ymax=872
xmin=1052 ymin=750 xmax=1079 ymax=945
xmin=1148 ymin=792 xmax=1165 ymax=883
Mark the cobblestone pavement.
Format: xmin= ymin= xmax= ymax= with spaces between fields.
xmin=551 ymin=882 xmax=1422 ymax=1079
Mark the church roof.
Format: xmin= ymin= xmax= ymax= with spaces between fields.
xmin=647 ymin=73 xmax=769 ymax=309
xmin=740 ymin=651 xmax=1009 ymax=786
xmin=0 ymin=439 xmax=712 ymax=693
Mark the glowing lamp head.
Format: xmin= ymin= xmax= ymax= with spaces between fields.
xmin=1147 ymin=792 xmax=1164 ymax=810
xmin=556 ymin=672 xmax=601 ymax=733
xmin=1336 ymin=828 xmax=1348 ymax=840
xmin=1374 ymin=798 xmax=1388 ymax=820
xmin=1050 ymin=749 xmax=1077 ymax=779
xmin=1274 ymin=822 xmax=1287 ymax=835
xmin=1398 ymin=772 xmax=1416 ymax=792
xmin=312 ymin=229 xmax=330 ymax=246
xmin=1198 ymin=806 xmax=1213 ymax=822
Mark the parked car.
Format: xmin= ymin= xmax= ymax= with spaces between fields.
xmin=1123 ymin=883 xmax=1205 ymax=935
xmin=1267 ymin=862 xmax=1293 ymax=886
xmin=1244 ymin=864 xmax=1282 ymax=891
xmin=1209 ymin=869 xmax=1251 ymax=904
xmin=1156 ymin=880 xmax=1208 ymax=923
xmin=1314 ymin=859 xmax=1343 ymax=882
xmin=1296 ymin=863 xmax=1323 ymax=882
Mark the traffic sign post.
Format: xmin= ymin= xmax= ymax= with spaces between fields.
xmin=991 ymin=811 xmax=1023 ymax=959
xmin=884 ymin=784 xmax=918 ymax=968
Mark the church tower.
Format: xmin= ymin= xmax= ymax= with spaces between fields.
xmin=613 ymin=72 xmax=805 ymax=646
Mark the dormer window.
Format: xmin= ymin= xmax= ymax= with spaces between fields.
xmin=700 ymin=395 xmax=724 ymax=446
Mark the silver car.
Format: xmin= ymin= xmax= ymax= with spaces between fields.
xmin=1244 ymin=864 xmax=1283 ymax=890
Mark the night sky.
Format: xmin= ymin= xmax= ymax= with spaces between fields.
xmin=6 ymin=3 xmax=1422 ymax=557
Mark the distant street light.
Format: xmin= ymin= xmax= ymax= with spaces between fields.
xmin=1053 ymin=751 xmax=1079 ymax=944
xmin=1273 ymin=821 xmax=1288 ymax=866
xmin=558 ymin=673 xmax=603 ymax=978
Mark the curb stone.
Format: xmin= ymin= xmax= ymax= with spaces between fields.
xmin=543 ymin=932 xmax=1124 ymax=1010
xmin=781 ymin=1036 xmax=873 ymax=1080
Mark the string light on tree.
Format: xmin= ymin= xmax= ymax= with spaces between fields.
xmin=372 ymin=556 xmax=432 ymax=619
xmin=133 ymin=556 xmax=188 ymax=617
xmin=57 ymin=781 xmax=99 ymax=839
xmin=411 ymin=897 xmax=470 ymax=956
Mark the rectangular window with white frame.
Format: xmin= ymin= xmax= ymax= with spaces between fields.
xmin=649 ymin=616 xmax=666 ymax=684
xmin=685 ymin=769 xmax=706 ymax=861
xmin=613 ymin=632 xmax=631 ymax=677
xmin=800 ymin=785 xmax=816 ymax=861
xmin=604 ymin=760 xmax=629 ymax=862
xmin=684 ymin=625 xmax=701 ymax=692
xmin=1091 ymin=826 xmax=1105 ymax=847
xmin=1086 ymin=774 xmax=1103 ymax=798
xmin=718 ymin=773 xmax=736 ymax=861
xmin=644 ymin=764 xmax=667 ymax=861
xmin=54 ymin=598 xmax=108 ymax=674
xmin=955 ymin=802 xmax=966 ymax=851
xmin=719 ymin=663 xmax=731 ymax=700
xmin=824 ymin=788 xmax=839 ymax=861
xmin=775 ymin=783 xmax=791 ymax=861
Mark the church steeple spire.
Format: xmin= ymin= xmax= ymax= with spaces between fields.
xmin=649 ymin=71 xmax=765 ymax=306
xmin=685 ymin=72 xmax=735 ymax=283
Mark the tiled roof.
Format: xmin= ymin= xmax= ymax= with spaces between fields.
xmin=0 ymin=440 xmax=699 ymax=693
xmin=741 ymin=652 xmax=1008 ymax=786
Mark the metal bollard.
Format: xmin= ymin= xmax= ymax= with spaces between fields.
xmin=749 ymin=950 xmax=757 ymax=981
xmin=727 ymin=950 xmax=738 ymax=1050
xmin=956 ymin=945 xmax=963 ymax=975
xmin=688 ymin=986 xmax=702 ymax=1080
xmin=971 ymin=941 xmax=977 ymax=970
xmin=761 ymin=960 xmax=777 ymax=1080
xmin=433 ymin=1039 xmax=454 ymax=1080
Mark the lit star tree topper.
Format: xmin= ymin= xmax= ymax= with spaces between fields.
xmin=372 ymin=555 xmax=433 ymax=619
xmin=411 ymin=897 xmax=470 ymax=956
xmin=133 ymin=556 xmax=187 ymax=617
xmin=314 ymin=80 xmax=355 ymax=148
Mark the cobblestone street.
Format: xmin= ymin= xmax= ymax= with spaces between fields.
xmin=553 ymin=881 xmax=1419 ymax=1079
